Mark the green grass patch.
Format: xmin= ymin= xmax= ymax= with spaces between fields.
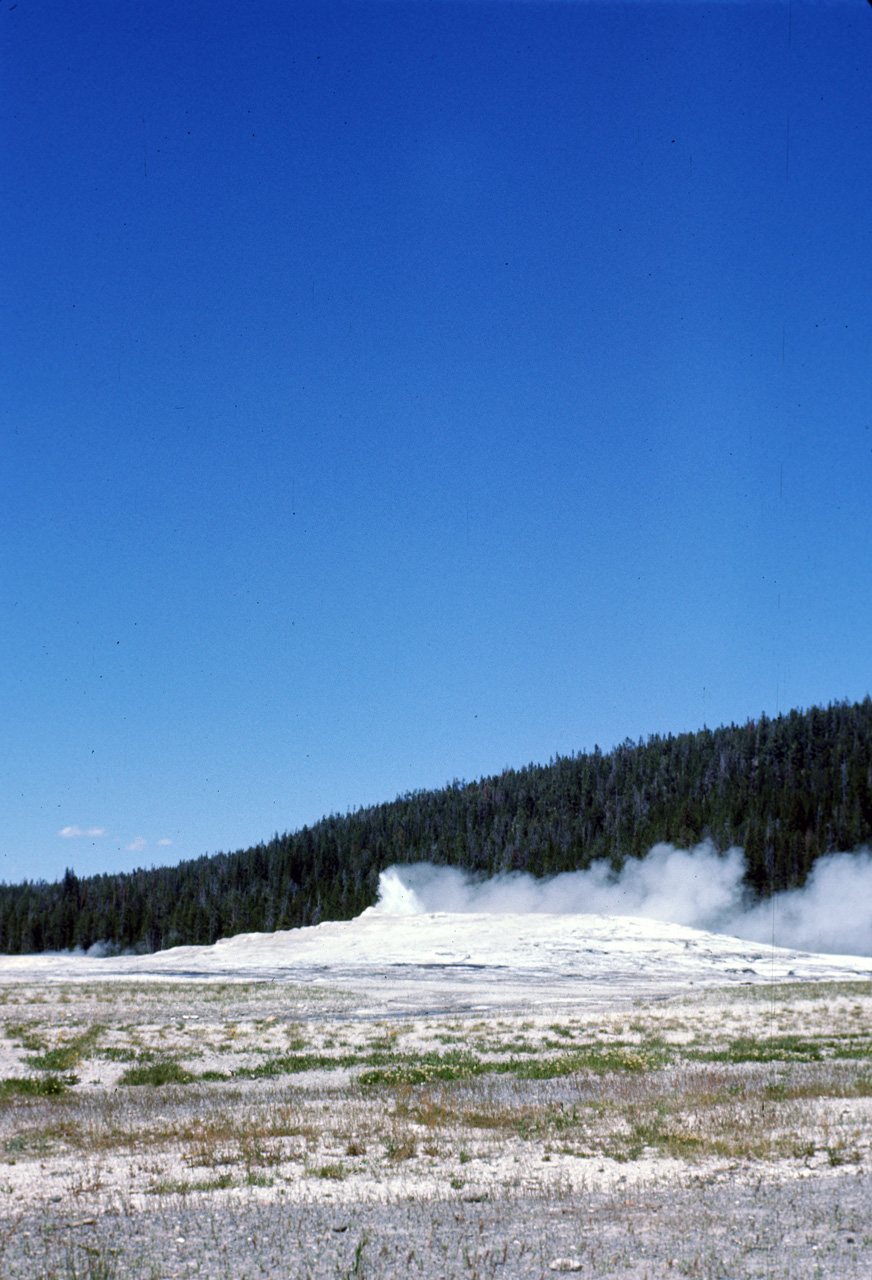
xmin=118 ymin=1059 xmax=197 ymax=1087
xmin=100 ymin=1047 xmax=139 ymax=1063
xmin=5 ymin=1022 xmax=45 ymax=1052
xmin=359 ymin=1038 xmax=674 ymax=1087
xmin=26 ymin=1024 xmax=105 ymax=1073
xmin=692 ymin=1035 xmax=824 ymax=1065
xmin=238 ymin=1051 xmax=359 ymax=1079
xmin=510 ymin=1040 xmax=671 ymax=1079
xmin=831 ymin=1039 xmax=872 ymax=1061
xmin=359 ymin=1050 xmax=485 ymax=1087
xmin=0 ymin=1074 xmax=76 ymax=1098
xmin=152 ymin=1171 xmax=236 ymax=1194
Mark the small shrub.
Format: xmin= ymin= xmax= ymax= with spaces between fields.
xmin=5 ymin=1022 xmax=44 ymax=1051
xmin=26 ymin=1024 xmax=104 ymax=1072
xmin=384 ymin=1133 xmax=416 ymax=1161
xmin=0 ymin=1073 xmax=75 ymax=1097
xmin=118 ymin=1060 xmax=196 ymax=1087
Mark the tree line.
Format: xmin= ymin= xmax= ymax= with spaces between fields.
xmin=2 ymin=698 xmax=871 ymax=954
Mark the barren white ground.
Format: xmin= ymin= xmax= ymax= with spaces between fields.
xmin=4 ymin=906 xmax=872 ymax=1009
xmin=3 ymin=908 xmax=872 ymax=1278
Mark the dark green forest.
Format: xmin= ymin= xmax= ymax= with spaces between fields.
xmin=3 ymin=698 xmax=871 ymax=955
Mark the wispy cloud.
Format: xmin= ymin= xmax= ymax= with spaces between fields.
xmin=125 ymin=837 xmax=147 ymax=853
xmin=58 ymin=826 xmax=106 ymax=839
xmin=157 ymin=838 xmax=173 ymax=847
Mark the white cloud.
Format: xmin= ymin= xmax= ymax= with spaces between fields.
xmin=59 ymin=826 xmax=106 ymax=839
xmin=157 ymin=838 xmax=173 ymax=847
xmin=125 ymin=837 xmax=147 ymax=853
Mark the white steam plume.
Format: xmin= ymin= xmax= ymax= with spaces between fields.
xmin=373 ymin=843 xmax=872 ymax=957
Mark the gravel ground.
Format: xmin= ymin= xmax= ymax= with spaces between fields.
xmin=2 ymin=971 xmax=871 ymax=1278
xmin=7 ymin=1165 xmax=872 ymax=1279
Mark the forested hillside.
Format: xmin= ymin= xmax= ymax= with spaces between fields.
xmin=2 ymin=699 xmax=871 ymax=955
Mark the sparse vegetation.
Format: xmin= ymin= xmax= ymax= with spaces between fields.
xmin=117 ymin=1059 xmax=197 ymax=1087
xmin=0 ymin=977 xmax=869 ymax=1276
xmin=0 ymin=1073 xmax=75 ymax=1097
xmin=0 ymin=979 xmax=870 ymax=1177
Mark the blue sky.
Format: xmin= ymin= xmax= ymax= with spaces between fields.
xmin=3 ymin=0 xmax=871 ymax=885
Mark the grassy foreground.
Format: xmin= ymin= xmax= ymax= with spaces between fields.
xmin=0 ymin=977 xmax=871 ymax=1276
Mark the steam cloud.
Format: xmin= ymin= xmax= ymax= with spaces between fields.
xmin=374 ymin=843 xmax=872 ymax=957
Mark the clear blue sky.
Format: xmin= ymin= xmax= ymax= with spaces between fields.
xmin=3 ymin=1 xmax=871 ymax=885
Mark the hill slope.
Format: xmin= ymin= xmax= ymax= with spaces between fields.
xmin=2 ymin=698 xmax=871 ymax=954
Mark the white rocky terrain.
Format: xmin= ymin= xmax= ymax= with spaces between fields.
xmin=2 ymin=861 xmax=871 ymax=1278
